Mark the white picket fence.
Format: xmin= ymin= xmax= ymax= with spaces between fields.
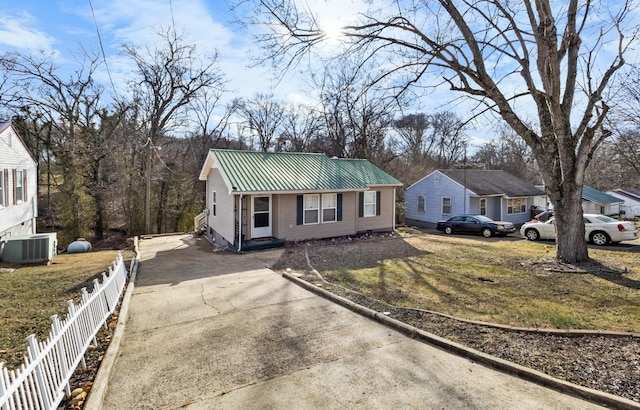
xmin=0 ymin=252 xmax=130 ymax=410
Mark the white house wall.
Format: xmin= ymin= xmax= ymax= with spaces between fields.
xmin=206 ymin=167 xmax=235 ymax=245
xmin=606 ymin=191 xmax=640 ymax=219
xmin=0 ymin=125 xmax=37 ymax=239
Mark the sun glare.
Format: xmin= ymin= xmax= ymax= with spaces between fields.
xmin=322 ymin=20 xmax=344 ymax=41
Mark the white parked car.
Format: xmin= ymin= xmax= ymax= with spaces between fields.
xmin=520 ymin=214 xmax=639 ymax=246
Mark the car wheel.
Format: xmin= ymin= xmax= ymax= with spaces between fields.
xmin=590 ymin=231 xmax=610 ymax=246
xmin=524 ymin=228 xmax=540 ymax=241
xmin=444 ymin=226 xmax=453 ymax=235
xmin=481 ymin=227 xmax=493 ymax=238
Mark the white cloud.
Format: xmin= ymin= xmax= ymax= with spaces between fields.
xmin=0 ymin=11 xmax=58 ymax=53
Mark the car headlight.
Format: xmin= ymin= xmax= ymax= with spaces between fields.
xmin=497 ymin=225 xmax=504 ymax=229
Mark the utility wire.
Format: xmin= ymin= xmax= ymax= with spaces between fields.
xmin=169 ymin=0 xmax=178 ymax=39
xmin=89 ymin=0 xmax=117 ymax=95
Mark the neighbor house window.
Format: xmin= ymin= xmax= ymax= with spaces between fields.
xmin=417 ymin=195 xmax=425 ymax=213
xmin=0 ymin=169 xmax=4 ymax=207
xmin=322 ymin=193 xmax=337 ymax=223
xmin=304 ymin=194 xmax=319 ymax=224
xmin=211 ymin=191 xmax=217 ymax=216
xmin=479 ymin=198 xmax=487 ymax=216
xmin=363 ymin=191 xmax=376 ymax=217
xmin=15 ymin=170 xmax=24 ymax=203
xmin=442 ymin=197 xmax=451 ymax=215
xmin=507 ymin=198 xmax=526 ymax=214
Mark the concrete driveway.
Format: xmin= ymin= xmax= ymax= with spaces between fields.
xmin=97 ymin=234 xmax=606 ymax=409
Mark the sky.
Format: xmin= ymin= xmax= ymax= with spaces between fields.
xmin=0 ymin=0 xmax=311 ymax=113
xmin=1 ymin=1 xmax=637 ymax=149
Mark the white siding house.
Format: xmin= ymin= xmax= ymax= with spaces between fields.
xmin=606 ymin=189 xmax=640 ymax=219
xmin=0 ymin=122 xmax=38 ymax=240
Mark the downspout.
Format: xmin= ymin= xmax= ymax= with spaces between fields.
xmin=392 ymin=187 xmax=396 ymax=230
xmin=238 ymin=194 xmax=243 ymax=252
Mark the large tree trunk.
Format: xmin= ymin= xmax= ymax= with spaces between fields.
xmin=548 ymin=182 xmax=588 ymax=263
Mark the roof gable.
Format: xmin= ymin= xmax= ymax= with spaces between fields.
xmin=199 ymin=150 xmax=401 ymax=193
xmin=440 ymin=169 xmax=543 ymax=197
xmin=0 ymin=122 xmax=37 ymax=164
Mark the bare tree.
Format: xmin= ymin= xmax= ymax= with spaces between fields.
xmin=237 ymin=92 xmax=285 ymax=151
xmin=275 ymin=104 xmax=323 ymax=152
xmin=472 ymin=126 xmax=539 ymax=183
xmin=1 ymin=50 xmax=105 ymax=243
xmin=248 ymin=0 xmax=638 ymax=263
xmin=124 ymin=27 xmax=226 ymax=233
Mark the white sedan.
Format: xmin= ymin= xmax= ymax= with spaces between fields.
xmin=520 ymin=214 xmax=639 ymax=246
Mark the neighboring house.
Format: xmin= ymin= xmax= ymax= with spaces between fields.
xmin=581 ymin=185 xmax=623 ymax=215
xmin=533 ymin=185 xmax=625 ymax=216
xmin=0 ymin=122 xmax=38 ymax=241
xmin=405 ymin=169 xmax=543 ymax=228
xmin=606 ymin=188 xmax=640 ymax=219
xmin=198 ymin=149 xmax=402 ymax=251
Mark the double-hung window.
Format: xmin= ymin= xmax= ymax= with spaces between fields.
xmin=322 ymin=193 xmax=337 ymax=223
xmin=507 ymin=198 xmax=526 ymax=214
xmin=417 ymin=195 xmax=425 ymax=213
xmin=211 ymin=191 xmax=217 ymax=216
xmin=363 ymin=191 xmax=376 ymax=217
xmin=0 ymin=169 xmax=4 ymax=207
xmin=15 ymin=170 xmax=24 ymax=203
xmin=304 ymin=194 xmax=319 ymax=224
xmin=442 ymin=197 xmax=451 ymax=214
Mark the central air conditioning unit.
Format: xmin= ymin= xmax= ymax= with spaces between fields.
xmin=0 ymin=233 xmax=58 ymax=264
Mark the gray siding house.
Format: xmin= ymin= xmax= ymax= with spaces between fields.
xmin=198 ymin=150 xmax=402 ymax=251
xmin=405 ymin=169 xmax=543 ymax=228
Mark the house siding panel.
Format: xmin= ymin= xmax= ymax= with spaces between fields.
xmin=276 ymin=193 xmax=358 ymax=241
xmin=356 ymin=187 xmax=396 ymax=232
xmin=207 ymin=168 xmax=235 ymax=244
xmin=405 ymin=172 xmax=465 ymax=227
xmin=0 ymin=124 xmax=37 ymax=238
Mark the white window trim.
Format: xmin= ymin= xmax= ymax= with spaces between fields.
xmin=16 ymin=169 xmax=24 ymax=204
xmin=304 ymin=194 xmax=320 ymax=225
xmin=212 ymin=190 xmax=217 ymax=217
xmin=0 ymin=168 xmax=4 ymax=208
xmin=507 ymin=198 xmax=526 ymax=215
xmin=321 ymin=193 xmax=337 ymax=223
xmin=417 ymin=195 xmax=425 ymax=213
xmin=363 ymin=191 xmax=376 ymax=217
xmin=479 ymin=198 xmax=487 ymax=216
xmin=442 ymin=197 xmax=451 ymax=215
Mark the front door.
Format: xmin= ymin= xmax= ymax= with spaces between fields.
xmin=252 ymin=195 xmax=272 ymax=238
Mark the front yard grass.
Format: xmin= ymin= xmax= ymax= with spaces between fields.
xmin=0 ymin=250 xmax=134 ymax=369
xmin=275 ymin=228 xmax=640 ymax=333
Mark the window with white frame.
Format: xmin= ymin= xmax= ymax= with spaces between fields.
xmin=363 ymin=191 xmax=376 ymax=217
xmin=211 ymin=190 xmax=217 ymax=216
xmin=479 ymin=198 xmax=487 ymax=215
xmin=304 ymin=194 xmax=319 ymax=224
xmin=16 ymin=170 xmax=24 ymax=203
xmin=322 ymin=193 xmax=337 ymax=223
xmin=442 ymin=197 xmax=451 ymax=214
xmin=417 ymin=195 xmax=425 ymax=213
xmin=507 ymin=198 xmax=526 ymax=214
xmin=0 ymin=170 xmax=4 ymax=207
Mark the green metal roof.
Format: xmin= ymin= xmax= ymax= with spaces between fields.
xmin=208 ymin=149 xmax=401 ymax=193
xmin=582 ymin=185 xmax=623 ymax=205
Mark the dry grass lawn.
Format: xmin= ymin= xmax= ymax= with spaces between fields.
xmin=0 ymin=250 xmax=134 ymax=369
xmin=275 ymin=227 xmax=640 ymax=332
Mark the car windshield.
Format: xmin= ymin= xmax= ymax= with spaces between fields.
xmin=474 ymin=215 xmax=493 ymax=222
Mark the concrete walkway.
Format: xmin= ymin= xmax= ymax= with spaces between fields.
xmin=97 ymin=234 xmax=607 ymax=409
